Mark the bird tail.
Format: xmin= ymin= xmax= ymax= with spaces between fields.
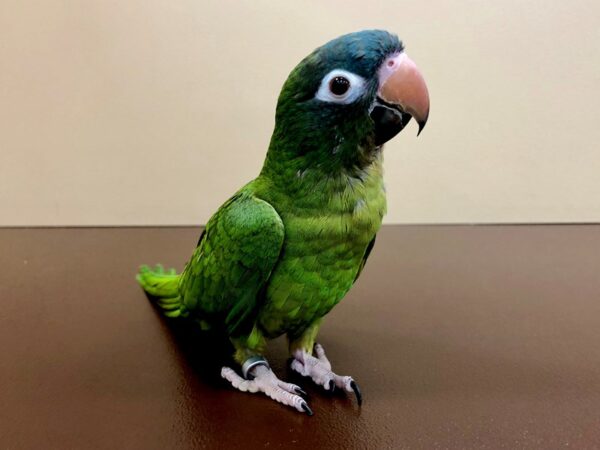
xmin=136 ymin=264 xmax=187 ymax=318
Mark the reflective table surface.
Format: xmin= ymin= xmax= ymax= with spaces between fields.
xmin=2 ymin=225 xmax=599 ymax=448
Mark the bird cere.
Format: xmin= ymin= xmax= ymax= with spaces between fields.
xmin=137 ymin=30 xmax=430 ymax=415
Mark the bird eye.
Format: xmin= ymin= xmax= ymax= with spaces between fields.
xmin=315 ymin=69 xmax=366 ymax=105
xmin=329 ymin=76 xmax=350 ymax=96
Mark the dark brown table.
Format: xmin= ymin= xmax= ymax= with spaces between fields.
xmin=2 ymin=225 xmax=600 ymax=449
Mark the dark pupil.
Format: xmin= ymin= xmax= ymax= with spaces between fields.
xmin=330 ymin=76 xmax=350 ymax=96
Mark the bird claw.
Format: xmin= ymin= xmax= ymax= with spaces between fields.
xmin=294 ymin=386 xmax=308 ymax=397
xmin=301 ymin=401 xmax=313 ymax=416
xmin=350 ymin=380 xmax=362 ymax=406
xmin=291 ymin=343 xmax=363 ymax=405
xmin=221 ymin=364 xmax=313 ymax=415
xmin=328 ymin=379 xmax=335 ymax=394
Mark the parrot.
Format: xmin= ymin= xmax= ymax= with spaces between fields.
xmin=137 ymin=29 xmax=429 ymax=415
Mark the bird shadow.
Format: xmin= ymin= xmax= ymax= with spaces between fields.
xmin=144 ymin=297 xmax=236 ymax=389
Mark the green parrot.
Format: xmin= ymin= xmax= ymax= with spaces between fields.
xmin=137 ymin=29 xmax=429 ymax=415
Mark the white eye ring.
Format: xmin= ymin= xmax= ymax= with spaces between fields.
xmin=314 ymin=69 xmax=366 ymax=104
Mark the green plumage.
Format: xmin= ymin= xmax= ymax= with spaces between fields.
xmin=138 ymin=30 xmax=401 ymax=365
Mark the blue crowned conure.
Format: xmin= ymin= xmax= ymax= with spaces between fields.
xmin=137 ymin=29 xmax=429 ymax=415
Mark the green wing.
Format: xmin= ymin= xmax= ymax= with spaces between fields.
xmin=354 ymin=235 xmax=377 ymax=282
xmin=179 ymin=191 xmax=284 ymax=336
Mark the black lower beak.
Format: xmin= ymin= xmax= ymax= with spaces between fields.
xmin=370 ymin=97 xmax=412 ymax=146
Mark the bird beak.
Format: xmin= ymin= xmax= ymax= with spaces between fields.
xmin=370 ymin=52 xmax=430 ymax=144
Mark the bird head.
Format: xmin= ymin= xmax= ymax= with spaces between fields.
xmin=266 ymin=30 xmax=429 ymax=174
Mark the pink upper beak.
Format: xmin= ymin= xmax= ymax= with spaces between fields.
xmin=377 ymin=52 xmax=430 ymax=135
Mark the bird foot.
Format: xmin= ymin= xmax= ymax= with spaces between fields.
xmin=221 ymin=364 xmax=312 ymax=415
xmin=291 ymin=343 xmax=362 ymax=405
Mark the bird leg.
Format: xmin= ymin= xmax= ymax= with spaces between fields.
xmin=221 ymin=357 xmax=313 ymax=415
xmin=291 ymin=343 xmax=362 ymax=405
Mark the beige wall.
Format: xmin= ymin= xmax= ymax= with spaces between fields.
xmin=1 ymin=0 xmax=599 ymax=226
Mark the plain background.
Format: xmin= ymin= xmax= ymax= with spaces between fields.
xmin=1 ymin=0 xmax=599 ymax=226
